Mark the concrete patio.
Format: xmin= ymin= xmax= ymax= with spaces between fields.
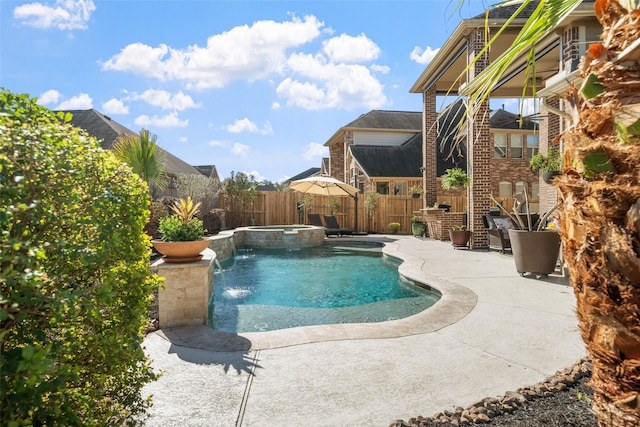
xmin=142 ymin=235 xmax=585 ymax=426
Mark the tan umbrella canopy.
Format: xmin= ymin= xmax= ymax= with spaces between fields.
xmin=289 ymin=175 xmax=360 ymax=229
xmin=289 ymin=175 xmax=359 ymax=197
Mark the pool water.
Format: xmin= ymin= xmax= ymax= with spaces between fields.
xmin=209 ymin=243 xmax=440 ymax=332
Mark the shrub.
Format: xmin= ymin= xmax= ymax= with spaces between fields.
xmin=0 ymin=91 xmax=161 ymax=425
xmin=223 ymin=171 xmax=257 ymax=228
xmin=388 ymin=222 xmax=401 ymax=233
xmin=441 ymin=167 xmax=471 ymax=190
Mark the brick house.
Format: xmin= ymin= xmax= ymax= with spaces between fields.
xmin=409 ymin=0 xmax=598 ymax=247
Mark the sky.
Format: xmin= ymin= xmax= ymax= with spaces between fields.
xmin=1 ymin=0 xmax=528 ymax=183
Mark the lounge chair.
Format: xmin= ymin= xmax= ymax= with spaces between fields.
xmin=308 ymin=213 xmax=340 ymax=236
xmin=323 ymin=215 xmax=353 ymax=236
xmin=308 ymin=213 xmax=324 ymax=227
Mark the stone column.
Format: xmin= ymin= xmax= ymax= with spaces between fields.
xmin=467 ymin=28 xmax=491 ymax=249
xmin=153 ymin=249 xmax=215 ymax=328
xmin=423 ymin=87 xmax=438 ymax=208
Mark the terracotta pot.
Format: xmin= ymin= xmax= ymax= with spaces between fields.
xmin=449 ymin=229 xmax=471 ymax=249
xmin=507 ymin=229 xmax=561 ymax=277
xmin=152 ymin=239 xmax=211 ymax=263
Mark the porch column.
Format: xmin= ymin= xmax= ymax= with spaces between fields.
xmin=467 ymin=28 xmax=491 ymax=249
xmin=423 ymin=87 xmax=438 ymax=208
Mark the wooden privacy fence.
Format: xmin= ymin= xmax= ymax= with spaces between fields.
xmin=220 ymin=192 xmax=539 ymax=234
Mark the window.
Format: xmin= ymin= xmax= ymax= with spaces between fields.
xmin=376 ymin=181 xmax=389 ymax=195
xmin=395 ymin=182 xmax=408 ymax=196
xmin=494 ymin=134 xmax=507 ymax=158
xmin=511 ymin=134 xmax=523 ymax=159
xmin=499 ymin=181 xmax=512 ymax=198
xmin=526 ymin=135 xmax=539 ymax=159
xmin=532 ymin=182 xmax=540 ymax=198
xmin=515 ymin=181 xmax=526 ymax=195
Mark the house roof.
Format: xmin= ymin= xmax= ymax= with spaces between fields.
xmin=61 ymin=109 xmax=203 ymax=176
xmin=351 ymin=100 xmax=467 ymax=178
xmin=490 ymin=108 xmax=538 ymax=130
xmin=194 ymin=165 xmax=221 ymax=181
xmin=283 ymin=167 xmax=321 ymax=185
xmin=324 ymin=110 xmax=421 ymax=146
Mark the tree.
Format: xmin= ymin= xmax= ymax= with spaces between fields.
xmin=0 ymin=91 xmax=162 ymax=425
xmin=461 ymin=1 xmax=640 ymax=425
xmin=223 ymin=171 xmax=257 ymax=228
xmin=112 ymin=129 xmax=168 ymax=196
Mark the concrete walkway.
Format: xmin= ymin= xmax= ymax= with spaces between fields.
xmin=142 ymin=235 xmax=585 ymax=427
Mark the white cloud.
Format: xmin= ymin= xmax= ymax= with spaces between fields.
xmin=134 ymin=111 xmax=188 ymax=128
xmin=278 ymin=53 xmax=386 ymax=110
xmin=231 ymin=142 xmax=250 ymax=158
xmin=134 ymin=89 xmax=201 ymax=111
xmin=179 ymin=136 xmax=188 ymax=143
xmin=13 ymin=0 xmax=95 ymax=30
xmin=208 ymin=139 xmax=225 ymax=147
xmin=102 ymin=15 xmax=323 ymax=89
xmin=302 ymin=142 xmax=328 ymax=161
xmin=409 ymin=45 xmax=440 ymax=65
xmin=271 ymin=101 xmax=281 ymax=110
xmin=56 ymin=93 xmax=92 ymax=109
xmin=322 ymin=33 xmax=380 ymax=63
xmin=226 ymin=118 xmax=273 ymax=135
xmin=370 ymin=64 xmax=390 ymax=74
xmin=102 ymin=98 xmax=128 ymax=114
xmin=38 ymin=89 xmax=61 ymax=105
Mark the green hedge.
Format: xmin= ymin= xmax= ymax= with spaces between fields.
xmin=0 ymin=91 xmax=162 ymax=426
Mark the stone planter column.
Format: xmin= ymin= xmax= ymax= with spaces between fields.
xmin=152 ymin=248 xmax=215 ymax=328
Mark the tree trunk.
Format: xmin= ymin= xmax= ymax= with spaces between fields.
xmin=555 ymin=2 xmax=640 ymax=425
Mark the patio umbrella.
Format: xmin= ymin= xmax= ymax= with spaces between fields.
xmin=289 ymin=175 xmax=359 ymax=197
xmin=289 ymin=175 xmax=360 ymax=229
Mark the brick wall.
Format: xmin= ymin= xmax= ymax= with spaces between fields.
xmin=468 ymin=28 xmax=491 ymax=249
xmin=423 ymin=87 xmax=438 ymax=207
xmin=329 ymin=140 xmax=345 ymax=182
xmin=538 ymin=97 xmax=561 ymax=214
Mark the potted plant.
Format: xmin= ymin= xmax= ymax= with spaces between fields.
xmin=411 ymin=215 xmax=425 ymax=237
xmin=152 ymin=196 xmax=210 ymax=263
xmin=440 ymin=167 xmax=471 ymax=190
xmin=529 ymin=148 xmax=562 ymax=184
xmin=490 ymin=191 xmax=561 ymax=278
xmin=449 ymin=225 xmax=471 ymax=249
xmin=387 ymin=222 xmax=401 ymax=234
xmin=408 ymin=184 xmax=424 ymax=198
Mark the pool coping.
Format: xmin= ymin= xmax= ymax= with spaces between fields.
xmin=153 ymin=236 xmax=478 ymax=351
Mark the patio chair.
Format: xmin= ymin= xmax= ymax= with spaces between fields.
xmin=323 ymin=214 xmax=353 ymax=236
xmin=483 ymin=215 xmax=516 ymax=254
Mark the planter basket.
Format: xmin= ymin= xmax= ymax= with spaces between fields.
xmin=507 ymin=230 xmax=561 ymax=277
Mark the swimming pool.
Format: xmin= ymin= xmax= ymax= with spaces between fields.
xmin=208 ymin=242 xmax=441 ymax=332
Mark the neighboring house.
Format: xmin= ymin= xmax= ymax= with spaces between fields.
xmin=346 ymin=103 xmax=465 ymax=195
xmin=323 ymin=110 xmax=422 ymax=186
xmin=282 ymin=167 xmax=321 ymax=187
xmin=408 ymin=0 xmax=598 ymax=248
xmin=61 ymin=109 xmax=208 ymax=198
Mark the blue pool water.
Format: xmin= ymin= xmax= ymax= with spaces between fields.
xmin=209 ymin=243 xmax=440 ymax=332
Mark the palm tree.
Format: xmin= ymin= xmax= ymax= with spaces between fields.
xmin=112 ymin=129 xmax=168 ymax=194
xmin=460 ymin=1 xmax=640 ymax=425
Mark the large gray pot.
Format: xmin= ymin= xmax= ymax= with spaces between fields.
xmin=507 ymin=229 xmax=561 ymax=277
